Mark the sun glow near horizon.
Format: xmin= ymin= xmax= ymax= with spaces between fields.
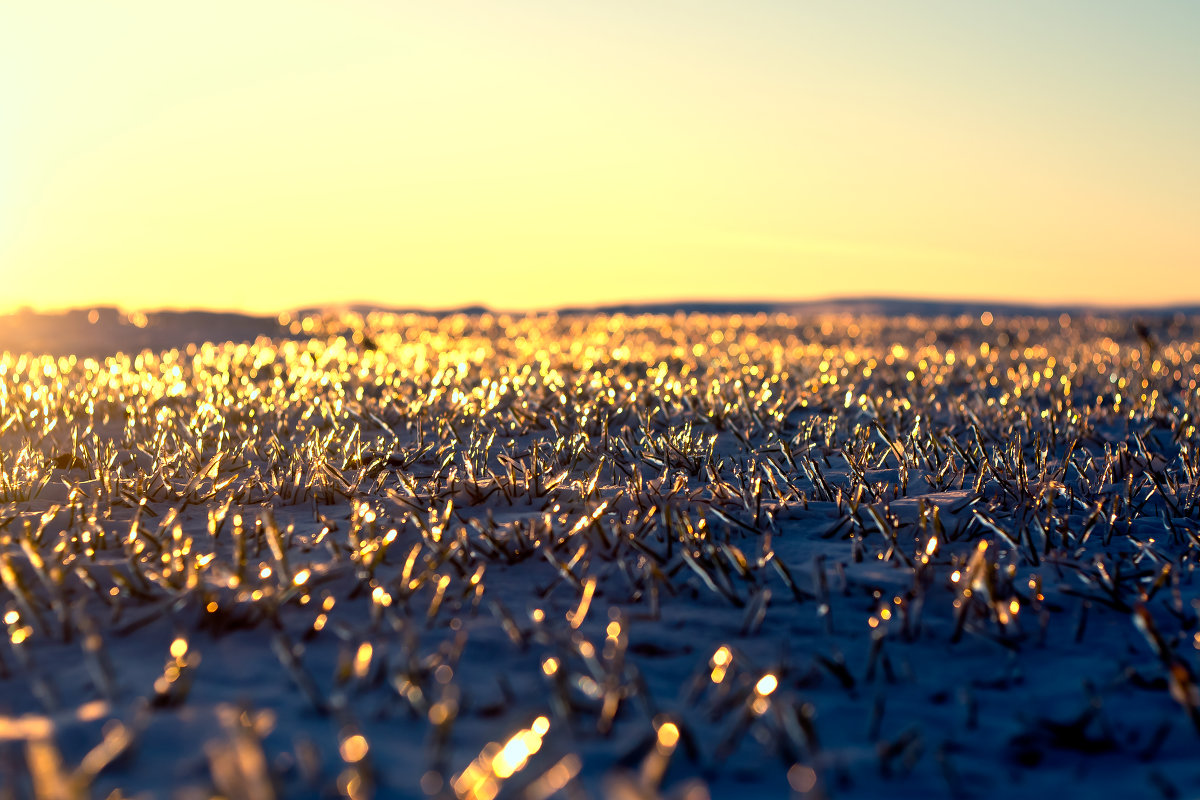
xmin=2 ymin=1 xmax=1198 ymax=313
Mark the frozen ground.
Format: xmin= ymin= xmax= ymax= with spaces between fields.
xmin=1 ymin=308 xmax=1199 ymax=799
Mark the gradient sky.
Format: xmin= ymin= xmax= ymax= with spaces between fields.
xmin=2 ymin=1 xmax=1198 ymax=313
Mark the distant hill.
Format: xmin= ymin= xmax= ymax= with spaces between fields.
xmin=0 ymin=307 xmax=285 ymax=359
xmin=2 ymin=298 xmax=1197 ymax=357
xmin=293 ymin=303 xmax=492 ymax=319
xmin=321 ymin=297 xmax=1200 ymax=319
xmin=550 ymin=297 xmax=1200 ymax=319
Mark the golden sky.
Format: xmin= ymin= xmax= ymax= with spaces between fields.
xmin=2 ymin=1 xmax=1198 ymax=313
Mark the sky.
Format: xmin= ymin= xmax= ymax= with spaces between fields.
xmin=1 ymin=1 xmax=1198 ymax=313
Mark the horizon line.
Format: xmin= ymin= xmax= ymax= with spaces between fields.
xmin=6 ymin=293 xmax=1200 ymax=319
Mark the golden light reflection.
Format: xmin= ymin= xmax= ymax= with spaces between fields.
xmin=656 ymin=721 xmax=680 ymax=750
xmin=710 ymin=645 xmax=733 ymax=684
xmin=568 ymin=576 xmax=596 ymax=629
xmin=452 ymin=716 xmax=550 ymax=799
xmin=353 ymin=642 xmax=373 ymax=680
xmin=755 ymin=673 xmax=778 ymax=697
xmin=339 ymin=733 xmax=369 ymax=763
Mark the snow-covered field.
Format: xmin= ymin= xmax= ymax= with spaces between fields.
xmin=2 ymin=308 xmax=1199 ymax=799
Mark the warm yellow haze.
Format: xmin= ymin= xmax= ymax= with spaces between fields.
xmin=2 ymin=1 xmax=1198 ymax=312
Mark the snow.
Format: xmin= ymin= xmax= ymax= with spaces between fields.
xmin=1 ymin=307 xmax=1198 ymax=799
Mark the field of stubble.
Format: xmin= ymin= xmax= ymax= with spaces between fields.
xmin=1 ymin=309 xmax=1199 ymax=799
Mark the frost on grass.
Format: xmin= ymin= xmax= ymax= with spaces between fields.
xmin=1 ymin=310 xmax=1200 ymax=798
